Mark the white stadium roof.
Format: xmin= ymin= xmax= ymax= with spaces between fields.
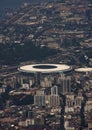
xmin=19 ymin=64 xmax=71 ymax=74
xmin=75 ymin=67 xmax=92 ymax=72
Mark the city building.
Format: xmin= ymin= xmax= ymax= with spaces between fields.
xmin=34 ymin=95 xmax=45 ymax=107
xmin=51 ymin=85 xmax=59 ymax=95
xmin=60 ymin=76 xmax=72 ymax=94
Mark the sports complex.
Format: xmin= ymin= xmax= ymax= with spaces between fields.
xmin=19 ymin=64 xmax=72 ymax=74
xmin=75 ymin=67 xmax=92 ymax=73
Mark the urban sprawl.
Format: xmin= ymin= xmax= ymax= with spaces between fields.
xmin=0 ymin=0 xmax=92 ymax=130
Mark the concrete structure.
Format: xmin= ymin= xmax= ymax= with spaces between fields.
xmin=18 ymin=64 xmax=72 ymax=88
xmin=34 ymin=95 xmax=45 ymax=107
xmin=75 ymin=67 xmax=92 ymax=75
xmin=51 ymin=85 xmax=59 ymax=95
xmin=60 ymin=76 xmax=72 ymax=94
xmin=19 ymin=64 xmax=72 ymax=74
xmin=46 ymin=95 xmax=60 ymax=108
xmin=34 ymin=95 xmax=60 ymax=108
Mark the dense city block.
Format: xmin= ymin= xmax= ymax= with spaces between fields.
xmin=0 ymin=0 xmax=92 ymax=130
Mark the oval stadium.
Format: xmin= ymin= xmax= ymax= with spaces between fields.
xmin=75 ymin=67 xmax=92 ymax=73
xmin=18 ymin=64 xmax=72 ymax=74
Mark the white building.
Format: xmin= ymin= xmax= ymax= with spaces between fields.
xmin=51 ymin=85 xmax=59 ymax=95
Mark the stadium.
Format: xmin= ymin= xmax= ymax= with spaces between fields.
xmin=18 ymin=64 xmax=72 ymax=74
xmin=75 ymin=67 xmax=92 ymax=72
xmin=75 ymin=67 xmax=92 ymax=74
xmin=17 ymin=64 xmax=72 ymax=89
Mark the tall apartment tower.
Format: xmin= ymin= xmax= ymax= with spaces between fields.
xmin=61 ymin=76 xmax=71 ymax=94
xmin=34 ymin=95 xmax=60 ymax=108
xmin=45 ymin=95 xmax=60 ymax=107
xmin=51 ymin=85 xmax=58 ymax=95
xmin=34 ymin=95 xmax=45 ymax=107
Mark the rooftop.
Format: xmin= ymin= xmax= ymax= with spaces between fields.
xmin=19 ymin=64 xmax=71 ymax=74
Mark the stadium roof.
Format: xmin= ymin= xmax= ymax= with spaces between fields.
xmin=19 ymin=64 xmax=71 ymax=74
xmin=75 ymin=67 xmax=92 ymax=72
